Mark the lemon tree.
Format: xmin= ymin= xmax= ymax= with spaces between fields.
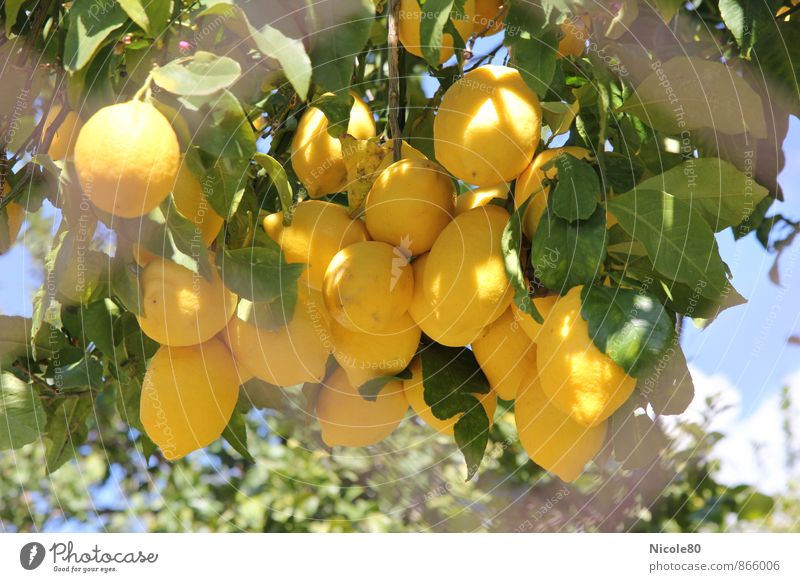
xmin=0 ymin=0 xmax=798 ymax=487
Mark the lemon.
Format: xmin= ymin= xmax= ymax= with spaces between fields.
xmin=404 ymin=359 xmax=496 ymax=436
xmin=454 ymin=184 xmax=509 ymax=216
xmin=323 ymin=240 xmax=414 ymax=333
xmin=74 ymin=100 xmax=180 ymax=218
xmin=1 ymin=182 xmax=23 ymax=251
xmin=365 ymin=158 xmax=455 ymax=255
xmin=398 ymin=0 xmax=476 ymax=63
xmin=137 ymin=258 xmax=238 ymax=347
xmin=141 ymin=338 xmax=239 ymax=461
xmin=510 ymin=294 xmax=558 ymax=343
xmin=291 ymin=92 xmax=375 ymax=198
xmin=43 ymin=106 xmax=82 ymax=161
xmin=408 ymin=253 xmax=486 ymax=346
xmin=330 ymin=313 xmax=421 ymax=388
xmin=473 ymin=0 xmax=505 ymax=35
xmin=515 ymin=146 xmax=593 ymax=237
xmin=472 ymin=307 xmax=537 ymax=400
xmin=434 ymin=65 xmax=541 ymax=186
xmin=536 ymin=285 xmax=636 ymax=427
xmin=263 ymin=200 xmax=370 ymax=290
xmin=316 ymin=367 xmax=408 ymax=447
xmin=515 ymin=375 xmax=607 ymax=482
xmin=223 ymin=286 xmax=331 ymax=387
xmin=423 ymin=205 xmax=512 ymax=337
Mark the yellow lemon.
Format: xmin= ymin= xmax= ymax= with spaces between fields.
xmin=454 ymin=183 xmax=509 ymax=216
xmin=330 ymin=313 xmax=421 ymax=388
xmin=44 ymin=106 xmax=83 ymax=161
xmin=137 ymin=258 xmax=238 ymax=347
xmin=434 ymin=65 xmax=541 ymax=186
xmin=365 ymin=158 xmax=455 ymax=255
xmin=515 ymin=375 xmax=607 ymax=482
xmin=557 ymin=15 xmax=589 ymax=58
xmin=515 ymin=146 xmax=593 ymax=237
xmin=408 ymin=253 xmax=486 ymax=346
xmin=424 ymin=205 xmax=512 ymax=337
xmin=510 ymin=294 xmax=558 ymax=343
xmin=291 ymin=92 xmax=376 ymax=198
xmin=323 ymin=240 xmax=414 ymax=333
xmin=472 ymin=307 xmax=537 ymax=400
xmin=141 ymin=338 xmax=239 ymax=461
xmin=404 ymin=358 xmax=496 ymax=436
xmin=74 ymin=101 xmax=180 ymax=218
xmin=398 ymin=0 xmax=476 ymax=63
xmin=536 ymin=285 xmax=636 ymax=427
xmin=222 ymin=287 xmax=332 ymax=387
xmin=473 ymin=0 xmax=505 ymax=35
xmin=316 ymin=367 xmax=408 ymax=447
xmin=1 ymin=182 xmax=24 ymax=251
xmin=263 ymin=200 xmax=370 ymax=290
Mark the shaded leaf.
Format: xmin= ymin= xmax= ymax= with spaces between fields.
xmin=549 ymin=153 xmax=600 ymax=222
xmin=501 ymin=198 xmax=542 ymax=324
xmin=152 ymin=52 xmax=241 ymax=96
xmin=0 ymin=372 xmax=46 ymax=450
xmin=64 ymin=0 xmax=129 ymax=72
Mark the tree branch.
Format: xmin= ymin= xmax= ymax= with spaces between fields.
xmin=387 ymin=0 xmax=402 ymax=161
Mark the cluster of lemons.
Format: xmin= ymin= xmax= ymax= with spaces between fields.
xmin=29 ymin=5 xmax=632 ymax=482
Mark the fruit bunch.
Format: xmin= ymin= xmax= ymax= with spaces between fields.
xmin=54 ymin=59 xmax=645 ymax=483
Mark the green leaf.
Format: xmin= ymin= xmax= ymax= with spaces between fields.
xmin=418 ymin=0 xmax=456 ymax=67
xmin=4 ymin=0 xmax=27 ymax=35
xmin=218 ymin=243 xmax=306 ymax=303
xmin=540 ymin=100 xmax=580 ymax=138
xmin=736 ymin=491 xmax=775 ymax=521
xmin=0 ymin=316 xmax=34 ymax=368
xmin=507 ymin=27 xmax=558 ymax=98
xmin=308 ymin=0 xmax=374 ymax=92
xmin=607 ymin=190 xmax=730 ymax=300
xmin=420 ymin=344 xmax=490 ymax=418
xmin=610 ymin=402 xmax=668 ymax=470
xmin=633 ymin=157 xmax=769 ymax=232
xmin=221 ymin=410 xmax=254 ymax=462
xmin=652 ymin=0 xmax=682 ymax=22
xmin=619 ymin=57 xmax=767 ymax=138
xmin=194 ymin=90 xmax=256 ymax=219
xmin=0 ymin=372 xmax=46 ymax=450
xmin=152 ymin=52 xmax=241 ymax=96
xmin=549 ymin=153 xmax=600 ymax=222
xmin=358 ymin=369 xmax=412 ymax=402
xmin=54 ymin=357 xmax=104 ymax=391
xmin=661 ymin=277 xmax=746 ymax=321
xmin=531 ymin=205 xmax=608 ymax=293
xmin=240 ymin=377 xmax=288 ymax=411
xmin=311 ymin=92 xmax=355 ymax=139
xmin=603 ymin=151 xmax=645 ymax=194
xmin=82 ymin=298 xmax=121 ymax=356
xmin=752 ymin=19 xmax=800 ymax=115
xmin=118 ymin=0 xmax=172 ymax=36
xmin=501 ymin=198 xmax=543 ymax=324
xmin=637 ymin=343 xmax=695 ymax=416
xmin=115 ymin=373 xmax=144 ymax=432
xmin=253 ymin=153 xmax=293 ymax=223
xmin=64 ymin=0 xmax=129 ymax=72
xmin=580 ymin=285 xmax=675 ymax=377
xmin=197 ymin=1 xmax=311 ymax=99
xmin=454 ymin=405 xmax=490 ymax=482
xmin=110 ymin=255 xmax=143 ymax=316
xmin=44 ymin=394 xmax=93 ymax=473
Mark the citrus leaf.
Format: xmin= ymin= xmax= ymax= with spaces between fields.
xmin=152 ymin=52 xmax=241 ymax=96
xmin=0 ymin=372 xmax=46 ymax=451
xmin=580 ymin=285 xmax=675 ymax=377
xmin=54 ymin=357 xmax=104 ymax=391
xmin=0 ymin=316 xmax=55 ymax=368
xmin=633 ymin=157 xmax=769 ymax=232
xmin=4 ymin=0 xmax=26 ymax=35
xmin=64 ymin=0 xmax=129 ymax=72
xmin=610 ymin=403 xmax=668 ymax=470
xmin=308 ymin=0 xmax=373 ymax=92
xmin=501 ymin=198 xmax=543 ymax=324
xmin=607 ymin=190 xmax=730 ymax=300
xmin=253 ymin=153 xmax=293 ymax=224
xmin=44 ymin=394 xmax=93 ymax=473
xmin=241 ymin=377 xmax=288 ymax=411
xmin=549 ymin=153 xmax=600 ymax=222
xmin=531 ymin=205 xmax=608 ymax=293
xmin=118 ymin=0 xmax=172 ymax=37
xmin=454 ymin=404 xmax=490 ymax=482
xmin=312 ymin=92 xmax=354 ymax=139
xmin=221 ymin=409 xmax=254 ymax=462
xmin=619 ymin=57 xmax=767 ymax=138
xmin=541 ymin=99 xmax=580 ymax=137
xmin=637 ymin=343 xmax=695 ymax=416
xmin=507 ymin=26 xmax=558 ymax=98
xmin=358 ymin=369 xmax=412 ymax=402
xmin=418 ymin=0 xmax=455 ymax=67
xmin=420 ymin=344 xmax=490 ymax=419
xmin=652 ymin=0 xmax=682 ymax=22
xmin=218 ymin=243 xmax=306 ymax=303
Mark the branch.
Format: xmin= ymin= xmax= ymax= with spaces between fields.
xmin=387 ymin=0 xmax=402 ymax=161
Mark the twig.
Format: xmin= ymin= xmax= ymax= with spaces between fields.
xmin=387 ymin=0 xmax=402 ymax=161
